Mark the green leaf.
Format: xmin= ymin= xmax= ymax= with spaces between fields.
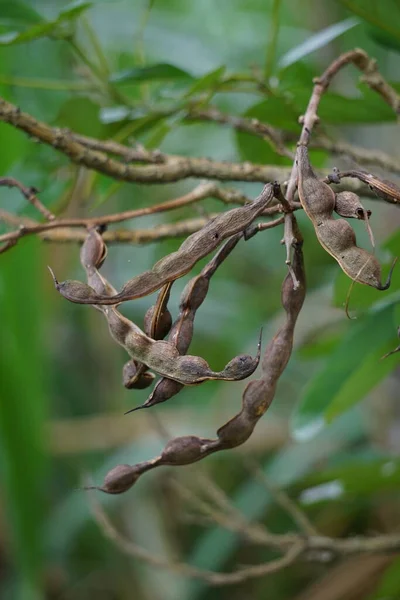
xmin=0 ymin=23 xmax=58 ymax=45
xmin=281 ymin=74 xmax=396 ymax=124
xmin=0 ymin=238 xmax=49 ymax=598
xmin=368 ymin=556 xmax=400 ymax=599
xmin=383 ymin=227 xmax=400 ymax=255
xmin=394 ymin=302 xmax=400 ymax=330
xmin=278 ymin=61 xmax=316 ymax=92
xmin=243 ymin=97 xmax=300 ymax=132
xmin=340 ymin=0 xmax=400 ymax=43
xmin=0 ymin=0 xmax=44 ymax=26
xmin=298 ymin=322 xmax=345 ymax=360
xmin=0 ymin=1 xmax=91 ymax=45
xmin=294 ymin=87 xmax=396 ymax=124
xmin=278 ymin=17 xmax=360 ymax=69
xmin=57 ymin=0 xmax=92 ymax=20
xmin=292 ymin=304 xmax=396 ymax=440
xmin=56 ymin=97 xmax=105 ymax=138
xmin=98 ymin=105 xmax=170 ymax=139
xmin=235 ymin=97 xmax=298 ymax=165
xmin=144 ymin=121 xmax=171 ymax=149
xmin=325 ymin=340 xmax=395 ymax=422
xmin=110 ymin=63 xmax=193 ymax=84
xmin=184 ymin=65 xmax=226 ymax=97
xmin=368 ymin=25 xmax=400 ymax=53
xmin=299 ymin=457 xmax=400 ymax=500
xmin=142 ymin=108 xmax=186 ymax=148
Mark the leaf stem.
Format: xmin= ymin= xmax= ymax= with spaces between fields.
xmin=264 ymin=0 xmax=282 ymax=81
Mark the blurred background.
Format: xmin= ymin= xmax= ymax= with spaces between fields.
xmin=0 ymin=0 xmax=400 ymax=598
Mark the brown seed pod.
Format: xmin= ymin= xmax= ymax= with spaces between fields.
xmin=160 ymin=436 xmax=207 ymax=465
xmin=334 ymin=191 xmax=374 ymax=249
xmin=126 ymin=282 xmax=173 ymax=388
xmin=80 ymin=227 xmax=108 ymax=271
xmin=296 ymin=145 xmax=393 ymax=291
xmin=338 ymin=170 xmax=400 ymax=205
xmin=334 ymin=191 xmax=371 ymax=221
xmin=128 ymin=234 xmax=243 ymax=413
xmin=143 ymin=282 xmax=173 ymax=341
xmin=122 ymin=360 xmax=155 ymax=390
xmin=96 ymin=464 xmax=142 ymax=494
xmin=216 ymin=412 xmax=256 ymax=449
xmin=77 ymin=228 xmax=261 ymax=386
xmin=79 ymin=229 xmax=156 ymax=389
xmin=95 ymin=232 xmax=306 ymax=495
xmin=50 ymin=184 xmax=274 ymax=305
xmin=104 ymin=306 xmax=262 ymax=385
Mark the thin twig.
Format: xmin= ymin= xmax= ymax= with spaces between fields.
xmin=181 ymin=106 xmax=400 ymax=174
xmin=0 ymin=176 xmax=293 ymax=251
xmin=246 ymin=459 xmax=319 ymax=537
xmin=71 ymin=132 xmax=165 ymax=163
xmin=89 ymin=489 xmax=400 ymax=585
xmin=1 ymin=89 xmax=398 ymax=188
xmin=186 ymin=107 xmax=293 ymax=159
xmin=170 ymin=477 xmax=291 ymax=548
xmin=286 ymin=48 xmax=400 ymax=209
xmin=0 ymin=176 xmax=55 ymax=220
xmin=0 ymin=212 xmax=288 ymax=250
xmin=89 ymin=490 xmax=305 ymax=586
xmin=73 ymin=118 xmax=400 ymax=175
xmin=0 ymin=97 xmax=291 ymax=184
xmin=310 ymin=137 xmax=400 ymax=175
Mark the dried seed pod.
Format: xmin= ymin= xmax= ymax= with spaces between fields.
xmin=296 ymin=147 xmax=336 ymax=220
xmin=122 ymin=360 xmax=155 ymax=390
xmin=96 ymin=464 xmax=142 ymax=494
xmin=128 ymin=282 xmax=173 ymax=388
xmin=80 ymin=229 xmax=155 ymax=389
xmin=216 ymin=412 xmax=256 ymax=448
xmin=160 ymin=436 xmax=207 ymax=465
xmin=48 ymin=269 xmax=100 ymax=303
xmin=339 ymin=170 xmax=400 ymax=205
xmin=77 ymin=229 xmax=261 ymax=386
xmin=143 ymin=304 xmax=172 ymax=341
xmin=129 ymin=234 xmax=243 ymax=412
xmin=334 ymin=191 xmax=371 ymax=220
xmin=80 ymin=227 xmax=108 ymax=271
xmin=296 ymin=145 xmax=393 ymax=291
xmin=103 ymin=305 xmax=261 ymax=385
xmin=125 ymin=377 xmax=184 ymax=413
xmin=50 ymin=184 xmax=274 ymax=305
xmin=143 ymin=282 xmax=173 ymax=341
xmin=95 ymin=231 xmax=306 ymax=495
xmin=334 ymin=191 xmax=374 ymax=249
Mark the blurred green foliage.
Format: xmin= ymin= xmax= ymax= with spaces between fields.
xmin=0 ymin=1 xmax=399 ymax=599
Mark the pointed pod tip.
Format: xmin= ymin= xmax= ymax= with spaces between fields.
xmin=381 ymin=345 xmax=400 ymax=361
xmin=77 ymin=485 xmax=99 ymax=492
xmin=378 ymin=256 xmax=398 ymax=291
xmin=257 ymin=327 xmax=263 ymax=353
xmin=124 ymin=403 xmax=148 ymax=415
xmin=47 ymin=265 xmax=59 ymax=287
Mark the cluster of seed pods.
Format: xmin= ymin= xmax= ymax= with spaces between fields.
xmin=129 ymin=232 xmax=244 ymax=412
xmin=88 ymin=217 xmax=306 ymax=494
xmin=48 ymin=155 xmax=398 ymax=495
xmin=79 ymin=228 xmax=262 ymax=387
